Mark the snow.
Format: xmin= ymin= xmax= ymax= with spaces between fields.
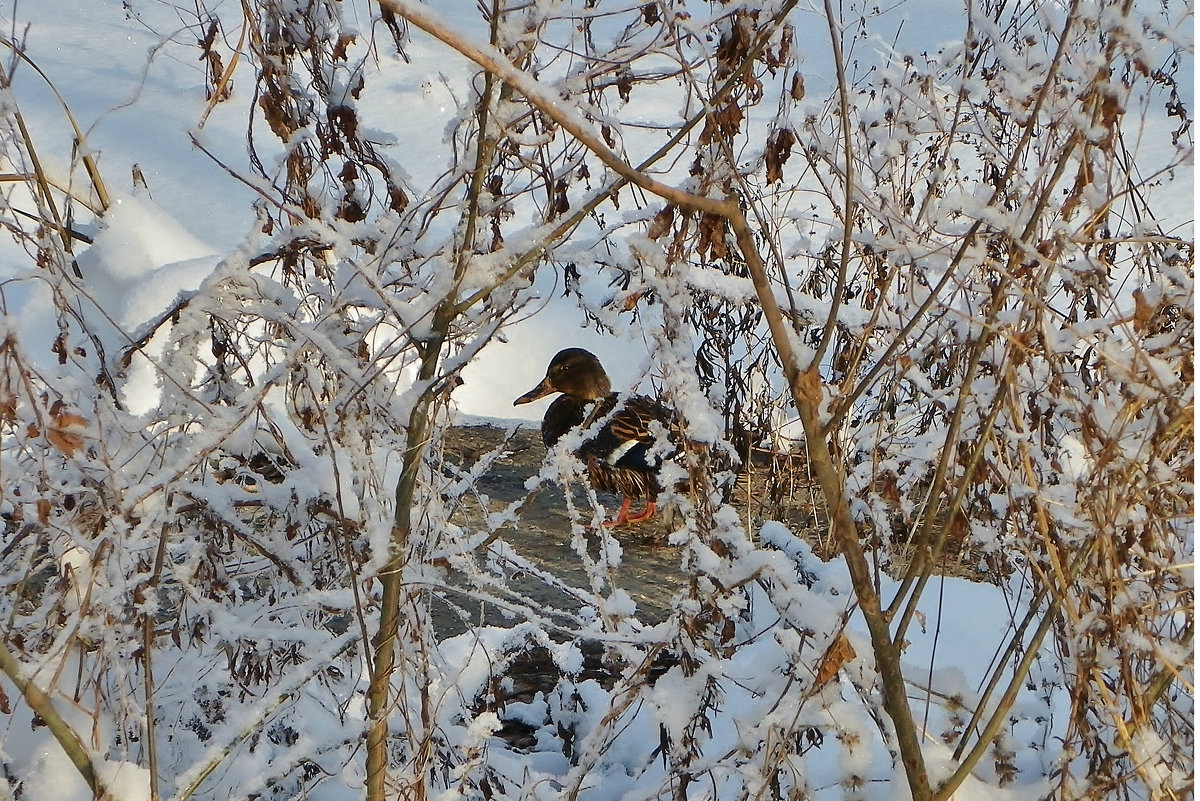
xmin=0 ymin=0 xmax=1190 ymax=800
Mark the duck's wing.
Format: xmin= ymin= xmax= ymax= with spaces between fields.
xmin=582 ymin=394 xmax=678 ymax=469
xmin=609 ymin=396 xmax=676 ymax=445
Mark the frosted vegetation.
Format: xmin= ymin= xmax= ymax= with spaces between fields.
xmin=0 ymin=0 xmax=1191 ymax=799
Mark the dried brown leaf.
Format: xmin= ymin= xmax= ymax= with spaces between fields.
xmin=947 ymin=509 xmax=970 ymax=548
xmin=601 ymin=124 xmax=615 ymax=148
xmin=332 ymin=33 xmax=356 ymax=61
xmin=55 ymin=411 xmax=89 ymax=429
xmin=880 ymin=472 xmax=900 ymax=505
xmin=551 ymin=177 xmax=570 ymax=218
xmin=790 ymin=72 xmax=805 ymax=102
xmin=1132 ymin=289 xmax=1156 ymax=332
xmin=765 ymin=24 xmax=794 ymax=72
xmin=490 ymin=215 xmax=504 ymax=252
xmin=814 ymin=632 xmax=856 ymax=688
xmin=647 ymin=206 xmax=674 ymax=240
xmin=697 ymin=214 xmax=728 ymax=263
xmin=47 ymin=428 xmax=84 ymax=458
xmin=765 ymin=128 xmax=795 ymax=184
xmin=42 ymin=405 xmax=89 ymax=458
xmin=617 ymin=71 xmax=633 ymax=102
xmin=699 ymin=101 xmax=745 ymax=145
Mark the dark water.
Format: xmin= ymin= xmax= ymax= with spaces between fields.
xmin=438 ymin=424 xmax=687 ymax=634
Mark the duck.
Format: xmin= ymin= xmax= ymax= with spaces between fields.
xmin=513 ymin=348 xmax=678 ymax=527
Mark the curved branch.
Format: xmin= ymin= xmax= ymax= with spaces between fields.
xmin=0 ymin=642 xmax=117 ymax=801
xmin=376 ymin=0 xmax=735 ymax=219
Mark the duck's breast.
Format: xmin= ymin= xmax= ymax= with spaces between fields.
xmin=541 ymin=395 xmax=589 ymax=447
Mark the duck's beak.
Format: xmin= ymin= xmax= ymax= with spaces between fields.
xmin=513 ymin=375 xmax=555 ymax=406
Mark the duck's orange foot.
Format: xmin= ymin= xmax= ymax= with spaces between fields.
xmin=623 ymin=500 xmax=656 ymax=524
xmin=603 ymin=498 xmax=656 ymax=527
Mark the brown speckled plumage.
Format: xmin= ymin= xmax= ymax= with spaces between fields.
xmin=514 ymin=348 xmax=677 ymax=526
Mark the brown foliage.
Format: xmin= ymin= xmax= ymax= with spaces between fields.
xmin=765 ymin=128 xmax=795 ymax=183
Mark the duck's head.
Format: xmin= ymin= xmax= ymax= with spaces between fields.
xmin=514 ymin=348 xmax=612 ymax=405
